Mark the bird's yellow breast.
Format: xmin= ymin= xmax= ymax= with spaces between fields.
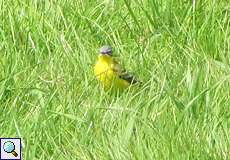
xmin=94 ymin=55 xmax=130 ymax=90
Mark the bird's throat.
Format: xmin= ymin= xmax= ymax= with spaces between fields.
xmin=98 ymin=54 xmax=112 ymax=63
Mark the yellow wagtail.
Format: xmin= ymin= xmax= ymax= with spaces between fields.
xmin=94 ymin=45 xmax=140 ymax=90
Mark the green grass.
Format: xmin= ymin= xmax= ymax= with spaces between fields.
xmin=0 ymin=0 xmax=229 ymax=159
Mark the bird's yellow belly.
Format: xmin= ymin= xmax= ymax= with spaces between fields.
xmin=94 ymin=62 xmax=130 ymax=90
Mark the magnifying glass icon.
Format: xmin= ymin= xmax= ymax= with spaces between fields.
xmin=3 ymin=141 xmax=18 ymax=157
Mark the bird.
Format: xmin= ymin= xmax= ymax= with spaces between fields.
xmin=94 ymin=45 xmax=139 ymax=90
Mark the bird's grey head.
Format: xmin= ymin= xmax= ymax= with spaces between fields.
xmin=99 ymin=45 xmax=112 ymax=56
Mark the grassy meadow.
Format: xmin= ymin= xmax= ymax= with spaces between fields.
xmin=0 ymin=0 xmax=229 ymax=159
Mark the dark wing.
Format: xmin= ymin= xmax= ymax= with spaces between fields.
xmin=119 ymin=72 xmax=138 ymax=84
xmin=111 ymin=59 xmax=139 ymax=84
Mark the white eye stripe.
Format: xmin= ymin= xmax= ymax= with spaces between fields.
xmin=99 ymin=45 xmax=112 ymax=53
